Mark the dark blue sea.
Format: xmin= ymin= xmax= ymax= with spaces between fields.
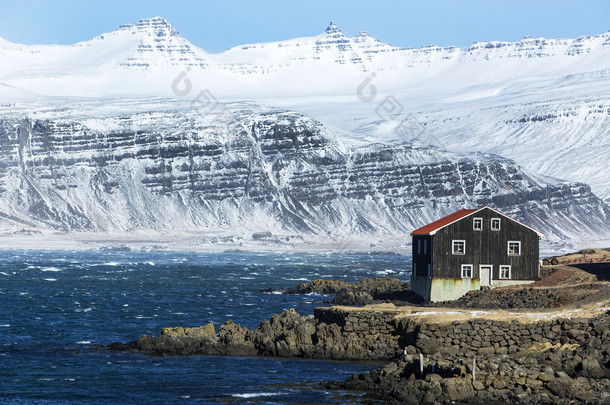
xmin=0 ymin=250 xmax=411 ymax=404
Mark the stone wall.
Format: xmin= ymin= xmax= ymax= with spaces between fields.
xmin=314 ymin=307 xmax=399 ymax=339
xmin=396 ymin=315 xmax=607 ymax=355
xmin=315 ymin=307 xmax=609 ymax=357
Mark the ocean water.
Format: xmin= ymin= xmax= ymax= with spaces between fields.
xmin=0 ymin=250 xmax=411 ymax=404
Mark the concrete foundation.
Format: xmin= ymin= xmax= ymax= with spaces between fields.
xmin=411 ymin=276 xmax=480 ymax=302
xmin=412 ymin=276 xmax=535 ymax=302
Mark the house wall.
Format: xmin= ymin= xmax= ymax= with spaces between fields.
xmin=431 ymin=207 xmax=540 ymax=282
xmin=410 ymin=276 xmax=431 ymax=301
xmin=412 ymin=235 xmax=432 ymax=278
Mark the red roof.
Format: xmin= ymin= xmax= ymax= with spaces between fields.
xmin=411 ymin=206 xmax=544 ymax=236
xmin=411 ymin=209 xmax=478 ymax=235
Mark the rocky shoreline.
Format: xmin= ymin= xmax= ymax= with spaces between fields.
xmin=111 ymin=268 xmax=610 ymax=403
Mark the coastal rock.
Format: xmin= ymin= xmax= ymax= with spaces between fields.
xmin=333 ymin=289 xmax=374 ymax=306
xmin=284 ymin=277 xmax=423 ymax=306
xmin=217 ymin=321 xmax=257 ymax=356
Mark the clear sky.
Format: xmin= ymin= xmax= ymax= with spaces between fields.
xmin=0 ymin=0 xmax=608 ymax=53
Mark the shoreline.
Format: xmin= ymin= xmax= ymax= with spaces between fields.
xmin=1 ymin=230 xmax=606 ymax=256
xmin=111 ymin=303 xmax=610 ymax=404
xmin=111 ymin=266 xmax=610 ymax=403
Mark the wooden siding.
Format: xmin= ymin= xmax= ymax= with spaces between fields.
xmin=431 ymin=207 xmax=539 ymax=280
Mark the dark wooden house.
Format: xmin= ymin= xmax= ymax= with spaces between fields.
xmin=410 ymin=206 xmax=543 ymax=301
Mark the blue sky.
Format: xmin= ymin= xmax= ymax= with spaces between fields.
xmin=0 ymin=0 xmax=608 ymax=53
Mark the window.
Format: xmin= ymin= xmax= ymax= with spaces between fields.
xmin=491 ymin=218 xmax=501 ymax=231
xmin=473 ymin=217 xmax=482 ymax=231
xmin=452 ymin=240 xmax=465 ymax=255
xmin=461 ymin=264 xmax=473 ymax=278
xmin=500 ymin=265 xmax=511 ymax=279
xmin=427 ymin=263 xmax=431 ymax=277
xmin=508 ymin=241 xmax=521 ymax=256
xmin=413 ymin=263 xmax=416 ymax=275
xmin=417 ymin=239 xmax=421 ymax=254
xmin=423 ymin=240 xmax=427 ymax=255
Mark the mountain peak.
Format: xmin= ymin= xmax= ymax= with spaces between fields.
xmin=325 ymin=21 xmax=342 ymax=36
xmin=135 ymin=17 xmax=179 ymax=37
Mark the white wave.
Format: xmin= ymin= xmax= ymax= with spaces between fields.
xmin=103 ymin=262 xmax=120 ymax=266
xmin=0 ymin=272 xmax=9 ymax=276
xmin=240 ymin=276 xmax=255 ymax=279
xmin=76 ymin=340 xmax=91 ymax=344
xmin=284 ymin=278 xmax=308 ymax=281
xmin=0 ymin=324 xmax=9 ymax=327
xmin=43 ymin=278 xmax=57 ymax=282
xmin=232 ymin=392 xmax=286 ymax=398
xmin=41 ymin=267 xmax=62 ymax=272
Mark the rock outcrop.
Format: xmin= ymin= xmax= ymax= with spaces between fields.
xmin=111 ymin=307 xmax=403 ymax=361
xmin=281 ymin=276 xmax=422 ymax=305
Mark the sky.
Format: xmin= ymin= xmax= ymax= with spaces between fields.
xmin=0 ymin=0 xmax=608 ymax=53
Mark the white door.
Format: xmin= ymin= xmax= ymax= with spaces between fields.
xmin=480 ymin=265 xmax=492 ymax=286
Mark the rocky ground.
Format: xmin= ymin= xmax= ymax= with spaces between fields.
xmin=329 ymin=314 xmax=610 ymax=404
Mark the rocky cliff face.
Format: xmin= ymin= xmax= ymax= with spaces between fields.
xmin=0 ymin=102 xmax=608 ymax=243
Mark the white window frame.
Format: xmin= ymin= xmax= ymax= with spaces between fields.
xmin=417 ymin=239 xmax=421 ymax=254
xmin=423 ymin=240 xmax=427 ymax=255
xmin=491 ymin=218 xmax=501 ymax=231
xmin=452 ymin=240 xmax=466 ymax=255
xmin=461 ymin=264 xmax=473 ymax=279
xmin=473 ymin=217 xmax=483 ymax=231
xmin=508 ymin=241 xmax=521 ymax=256
xmin=500 ymin=265 xmax=511 ymax=279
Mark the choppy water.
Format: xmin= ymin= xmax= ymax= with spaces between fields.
xmin=0 ymin=250 xmax=410 ymax=403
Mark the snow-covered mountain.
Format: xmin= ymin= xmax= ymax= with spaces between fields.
xmin=0 ymin=100 xmax=607 ymax=247
xmin=0 ymin=17 xmax=608 ymax=247
xmin=1 ymin=17 xmax=609 ymax=98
